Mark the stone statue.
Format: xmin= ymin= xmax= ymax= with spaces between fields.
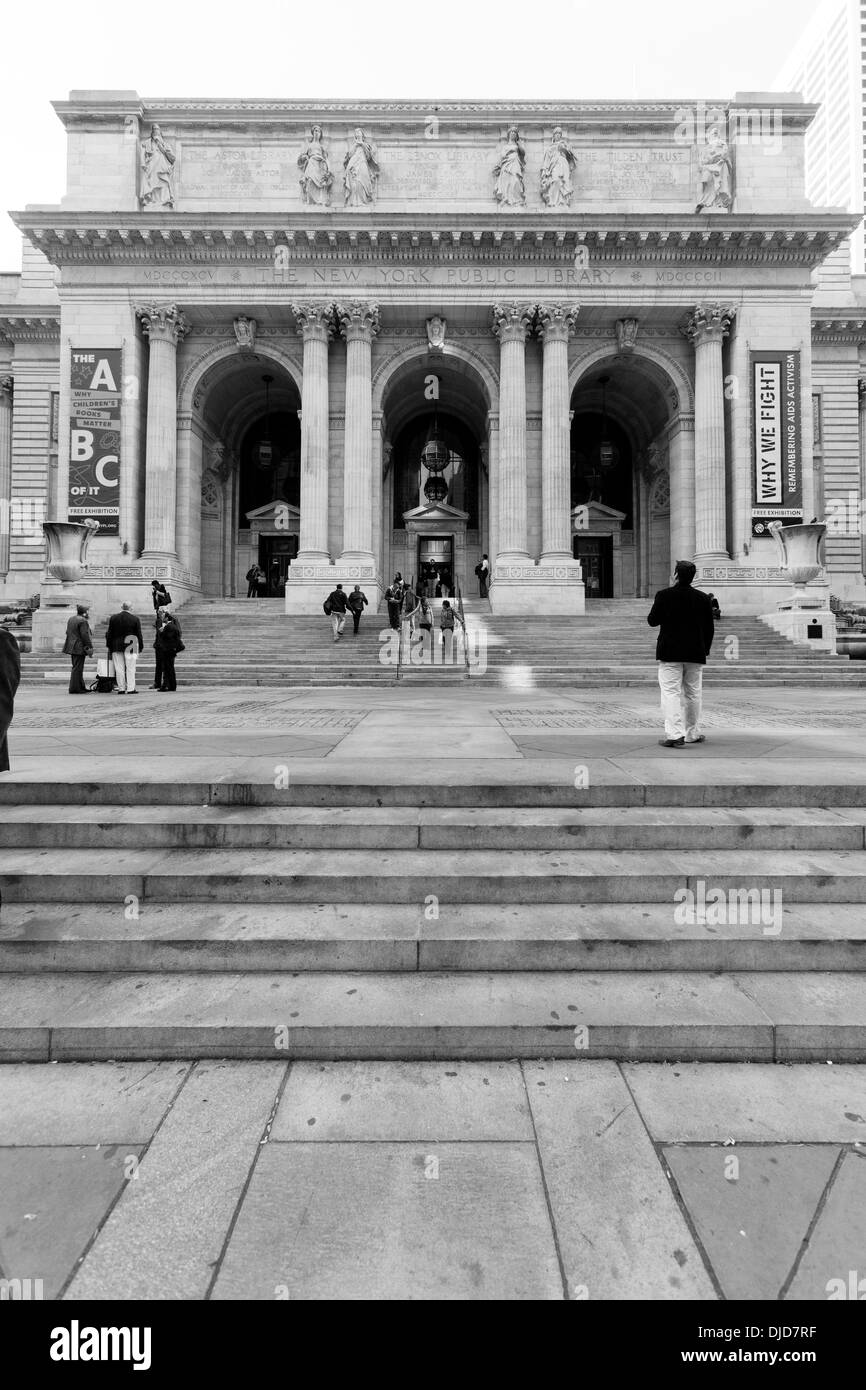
xmin=343 ymin=128 xmax=379 ymax=206
xmin=426 ymin=316 xmax=446 ymax=352
xmin=615 ymin=318 xmax=639 ymax=353
xmin=696 ymin=125 xmax=733 ymax=213
xmin=540 ymin=127 xmax=576 ymax=207
xmin=492 ymin=126 xmax=526 ymax=207
xmin=298 ymin=125 xmax=333 ymax=205
xmin=139 ymin=124 xmax=176 ymax=209
xmin=233 ymin=316 xmax=256 ymax=351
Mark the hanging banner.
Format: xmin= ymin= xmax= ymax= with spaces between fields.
xmin=750 ymin=350 xmax=803 ymax=537
xmin=69 ymin=348 xmax=121 ymax=534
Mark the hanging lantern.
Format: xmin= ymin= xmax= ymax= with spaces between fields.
xmin=255 ymin=374 xmax=275 ymax=469
xmin=424 ymin=475 xmax=448 ymax=503
xmin=421 ymin=438 xmax=449 ymax=474
xmin=596 ymin=374 xmax=619 ymax=472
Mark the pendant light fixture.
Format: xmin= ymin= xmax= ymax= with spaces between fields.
xmin=256 ymin=373 xmax=274 ymax=469
xmin=597 ymin=374 xmax=619 ymax=471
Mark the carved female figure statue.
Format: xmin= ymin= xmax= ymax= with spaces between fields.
xmin=139 ymin=124 xmax=176 ymax=209
xmin=696 ymin=125 xmax=733 ymax=212
xmin=540 ymin=127 xmax=576 ymax=207
xmin=492 ymin=126 xmax=526 ymax=207
xmin=298 ymin=125 xmax=333 ymax=205
xmin=343 ymin=128 xmax=379 ymax=206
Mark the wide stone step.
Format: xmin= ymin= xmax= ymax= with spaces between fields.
xmin=2 ymin=773 xmax=865 ymax=808
xmin=2 ymin=969 xmax=863 ymax=1061
xmin=1 ymin=804 xmax=864 ymax=851
xmin=2 ymin=847 xmax=866 ymax=903
xmin=1 ymin=902 xmax=863 ymax=973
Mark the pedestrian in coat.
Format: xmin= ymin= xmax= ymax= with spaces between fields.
xmin=647 ymin=560 xmax=715 ymax=747
xmin=246 ymin=565 xmax=262 ymax=598
xmin=155 ymin=611 xmax=183 ymax=691
xmin=347 ymin=584 xmax=369 ymax=635
xmin=385 ymin=586 xmax=401 ymax=631
xmin=151 ymin=579 xmax=171 ymax=612
xmin=325 ymin=583 xmax=348 ymax=641
xmin=62 ymin=604 xmax=93 ymax=694
xmin=0 ymin=625 xmax=21 ymax=771
xmin=476 ymin=553 xmax=490 ymax=599
xmin=105 ymin=601 xmax=144 ymax=694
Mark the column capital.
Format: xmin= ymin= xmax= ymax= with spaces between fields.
xmin=292 ymin=302 xmax=336 ymax=341
xmin=337 ymin=301 xmax=380 ymax=342
xmin=0 ymin=375 xmax=12 ymax=403
xmin=491 ymin=302 xmax=535 ymax=343
xmin=682 ymin=302 xmax=736 ymax=346
xmin=536 ymin=303 xmax=579 ymax=343
xmin=135 ymin=303 xmax=191 ymax=344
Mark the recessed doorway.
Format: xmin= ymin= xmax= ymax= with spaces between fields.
xmin=574 ymin=535 xmax=614 ymax=598
xmin=418 ymin=535 xmax=454 ymax=597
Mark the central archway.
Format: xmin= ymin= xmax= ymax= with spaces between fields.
xmin=377 ymin=348 xmax=495 ymax=597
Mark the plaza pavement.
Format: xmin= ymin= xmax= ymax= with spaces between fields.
xmin=1 ymin=681 xmax=865 ymax=1300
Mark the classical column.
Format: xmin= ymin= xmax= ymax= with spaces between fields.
xmin=683 ymin=303 xmax=734 ymax=560
xmin=858 ymin=380 xmax=866 ymax=576
xmin=135 ymin=304 xmax=190 ymax=559
xmin=491 ymin=303 xmax=534 ymax=561
xmin=292 ymin=303 xmax=334 ymax=562
xmin=537 ymin=304 xmax=578 ymax=560
xmin=668 ymin=415 xmax=696 ymax=564
xmin=0 ymin=376 xmax=12 ymax=577
xmin=337 ymin=301 xmax=379 ymax=565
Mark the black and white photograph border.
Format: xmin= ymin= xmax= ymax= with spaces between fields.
xmin=0 ymin=0 xmax=865 ymax=1350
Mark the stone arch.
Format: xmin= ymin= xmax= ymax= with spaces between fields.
xmin=177 ymin=339 xmax=304 ymax=416
xmin=372 ymin=340 xmax=499 ymax=417
xmin=569 ymin=340 xmax=694 ymax=417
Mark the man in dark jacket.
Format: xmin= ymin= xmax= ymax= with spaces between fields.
xmin=62 ymin=603 xmax=93 ymax=694
xmin=0 ymin=625 xmax=21 ymax=771
xmin=106 ymin=601 xmax=144 ymax=695
xmin=347 ymin=584 xmax=368 ymax=635
xmin=155 ymin=611 xmax=182 ymax=691
xmin=647 ymin=560 xmax=715 ymax=748
xmin=326 ymin=583 xmax=348 ymax=641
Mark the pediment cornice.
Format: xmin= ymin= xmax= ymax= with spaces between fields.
xmin=11 ymin=212 xmax=858 ymax=270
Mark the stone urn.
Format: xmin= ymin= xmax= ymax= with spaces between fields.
xmin=768 ymin=521 xmax=826 ymax=592
xmin=42 ymin=519 xmax=99 ymax=588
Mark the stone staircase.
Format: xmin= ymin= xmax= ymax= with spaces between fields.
xmin=0 ymin=772 xmax=864 ymax=1061
xmin=19 ymin=595 xmax=866 ymax=687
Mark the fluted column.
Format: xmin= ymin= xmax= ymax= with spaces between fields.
xmin=136 ymin=304 xmax=190 ymax=559
xmin=538 ymin=304 xmax=578 ymax=560
xmin=338 ymin=301 xmax=379 ymax=565
xmin=668 ymin=415 xmax=696 ymax=565
xmin=859 ymin=380 xmax=866 ymax=576
xmin=292 ymin=303 xmax=334 ymax=561
xmin=0 ymin=376 xmax=12 ymax=577
xmin=683 ymin=303 xmax=734 ymax=560
xmin=491 ymin=303 xmax=533 ymax=561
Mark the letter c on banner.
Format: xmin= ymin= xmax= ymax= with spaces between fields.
xmin=95 ymin=455 xmax=119 ymax=488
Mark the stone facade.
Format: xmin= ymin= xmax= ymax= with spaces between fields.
xmin=1 ymin=92 xmax=865 ymax=626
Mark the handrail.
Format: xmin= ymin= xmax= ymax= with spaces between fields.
xmin=456 ymin=576 xmax=470 ymax=678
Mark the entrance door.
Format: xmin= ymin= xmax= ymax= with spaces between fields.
xmin=417 ymin=535 xmax=454 ymax=597
xmin=574 ymin=535 xmax=613 ymax=598
xmin=259 ymin=534 xmax=299 ymax=596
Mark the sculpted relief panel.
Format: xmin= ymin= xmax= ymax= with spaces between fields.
xmin=176 ymin=126 xmax=701 ymax=210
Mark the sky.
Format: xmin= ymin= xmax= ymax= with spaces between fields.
xmin=0 ymin=0 xmax=825 ymax=270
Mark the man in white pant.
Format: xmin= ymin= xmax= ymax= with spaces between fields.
xmin=647 ymin=560 xmax=715 ymax=748
xmin=105 ymin=601 xmax=145 ymax=695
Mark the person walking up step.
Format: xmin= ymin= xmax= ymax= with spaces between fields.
xmin=106 ymin=601 xmax=144 ymax=695
xmin=62 ymin=603 xmax=93 ymax=695
xmin=347 ymin=584 xmax=368 ymax=635
xmin=647 ymin=559 xmax=715 ymax=748
xmin=325 ymin=583 xmax=348 ymax=641
xmin=439 ymin=598 xmax=464 ymax=663
xmin=0 ymin=623 xmax=20 ymax=773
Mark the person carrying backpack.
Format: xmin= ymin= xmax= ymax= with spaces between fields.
xmin=347 ymin=584 xmax=369 ymax=635
xmin=324 ymin=583 xmax=348 ymax=641
xmin=439 ymin=599 xmax=464 ymax=662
